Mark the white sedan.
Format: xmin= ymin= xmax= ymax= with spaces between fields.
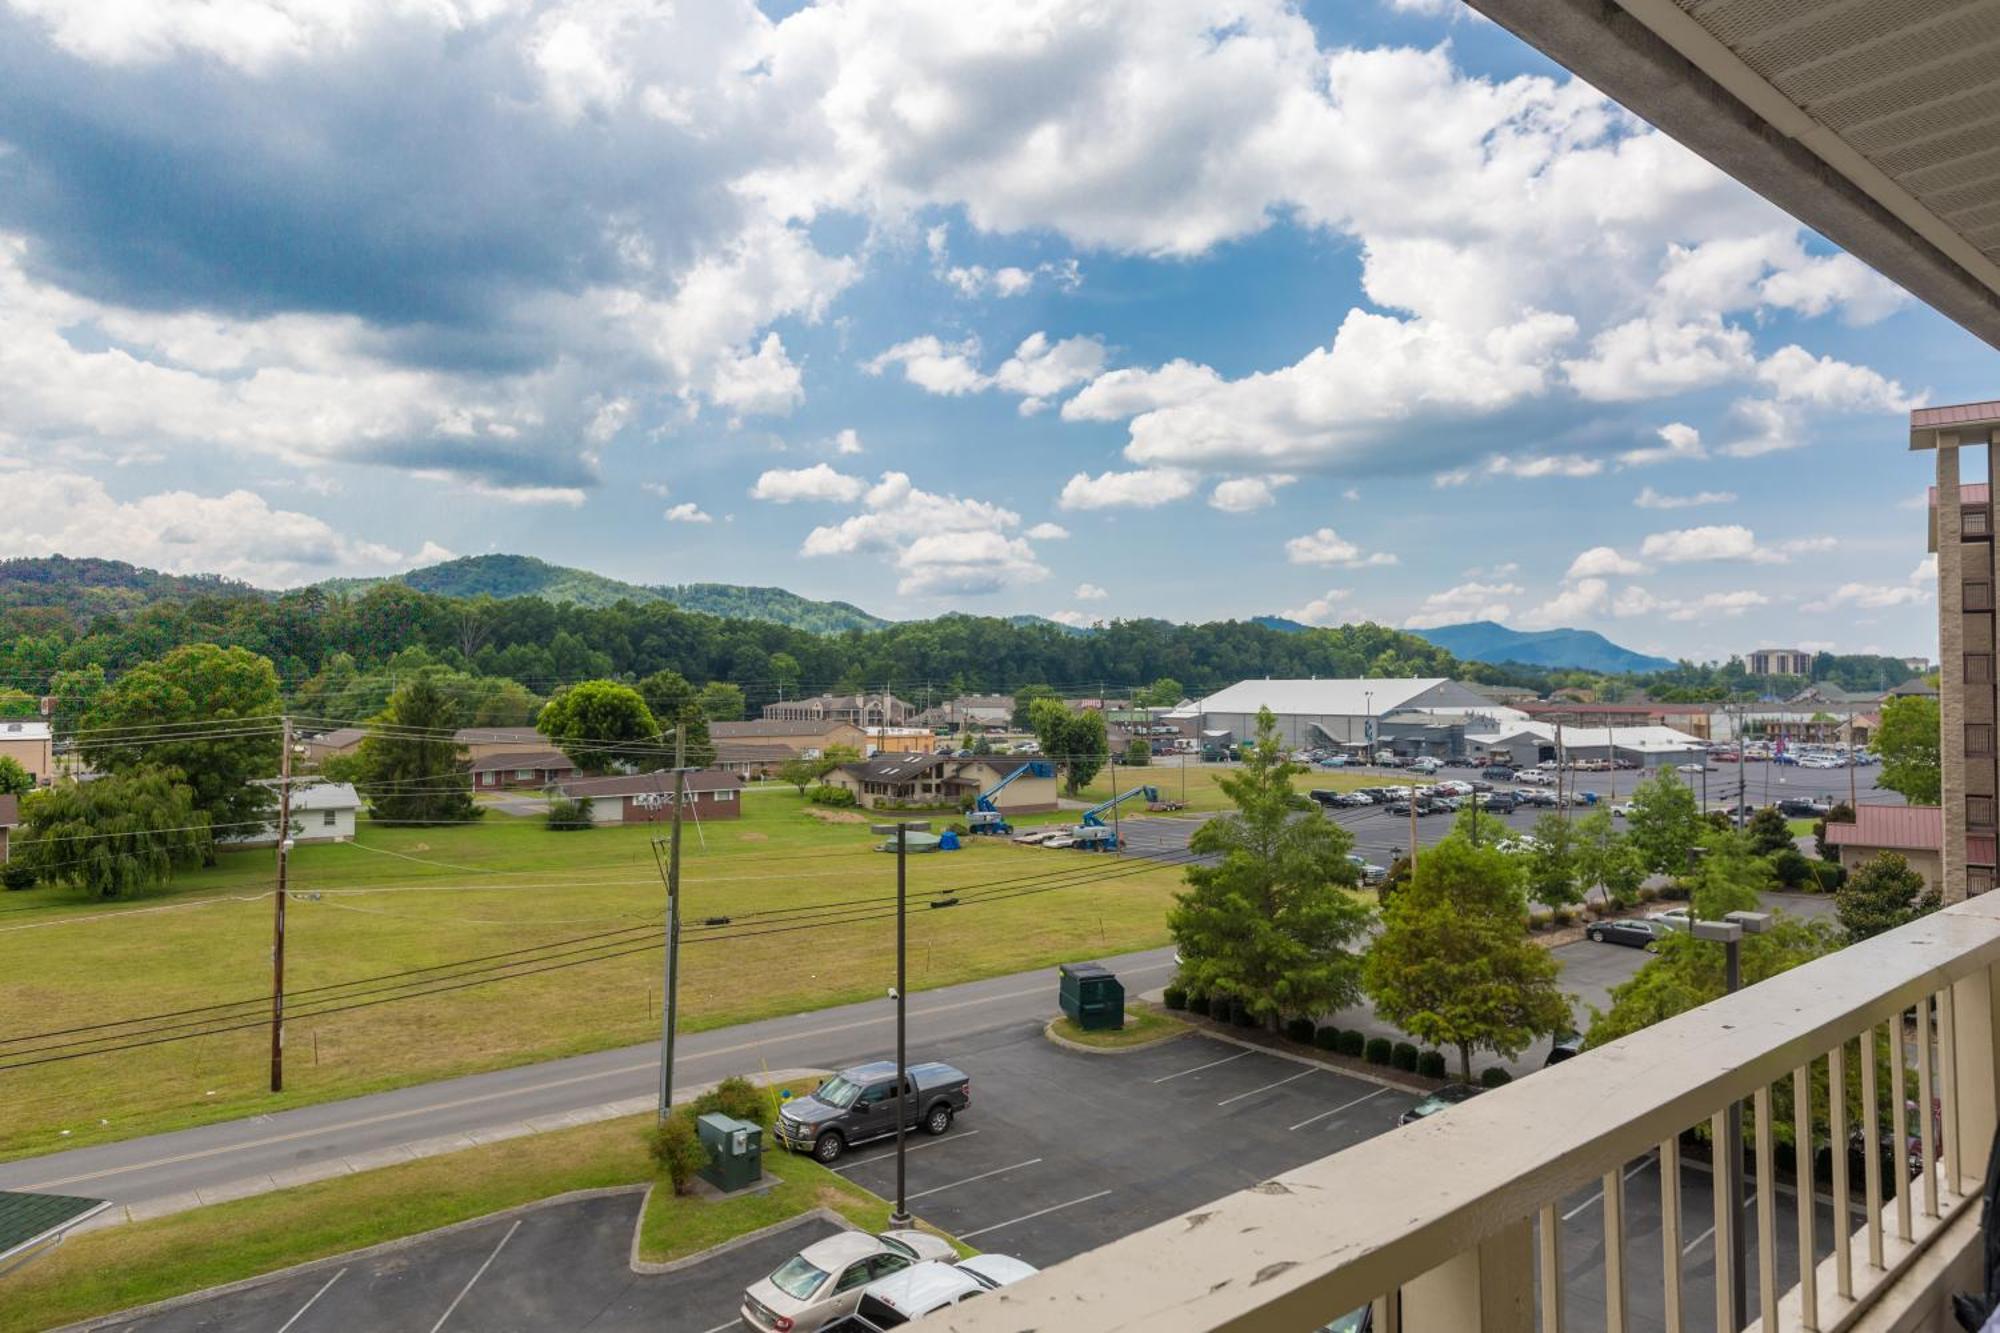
xmin=742 ymin=1230 xmax=959 ymax=1332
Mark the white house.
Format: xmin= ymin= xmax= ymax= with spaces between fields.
xmin=224 ymin=782 xmax=361 ymax=847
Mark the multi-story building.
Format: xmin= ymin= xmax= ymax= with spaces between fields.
xmin=760 ymin=691 xmax=912 ymax=728
xmin=0 ymin=719 xmax=52 ymax=787
xmin=1746 ymin=647 xmax=1814 ymax=677
xmin=1918 ymin=400 xmax=2000 ymax=902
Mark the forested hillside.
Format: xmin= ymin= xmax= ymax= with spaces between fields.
xmin=655 ymin=583 xmax=886 ymax=633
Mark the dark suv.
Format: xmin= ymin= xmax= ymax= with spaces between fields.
xmin=774 ymin=1061 xmax=971 ymax=1163
xmin=1480 ymin=765 xmax=1515 ymax=782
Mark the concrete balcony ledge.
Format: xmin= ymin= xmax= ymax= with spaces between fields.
xmin=936 ymin=895 xmax=2000 ymax=1332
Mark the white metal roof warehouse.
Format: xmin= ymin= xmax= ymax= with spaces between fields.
xmin=1196 ymin=678 xmax=1498 ymax=749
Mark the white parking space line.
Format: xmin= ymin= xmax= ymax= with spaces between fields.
xmin=829 ymin=1130 xmax=979 ymax=1173
xmin=698 ymin=1323 xmax=740 ymax=1333
xmin=1150 ymin=1049 xmax=1251 ymax=1083
xmin=1217 ymin=1068 xmax=1315 ymax=1106
xmin=958 ymin=1190 xmax=1114 ymax=1241
xmin=275 ymin=1267 xmax=347 ymax=1333
xmin=1680 ymin=1190 xmax=1758 ymax=1257
xmin=1558 ymin=1159 xmax=1654 ymax=1222
xmin=428 ymin=1219 xmax=520 ymax=1333
xmin=908 ymin=1158 xmax=1043 ymax=1201
xmin=1288 ymin=1086 xmax=1389 ymax=1132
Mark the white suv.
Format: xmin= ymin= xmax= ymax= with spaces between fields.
xmin=837 ymin=1256 xmax=1039 ymax=1329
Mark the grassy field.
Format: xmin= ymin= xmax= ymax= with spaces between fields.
xmin=1075 ymin=760 xmax=1374 ymax=813
xmin=0 ymin=790 xmax=1188 ymax=1161
xmin=1049 ymin=1006 xmax=1187 ymax=1049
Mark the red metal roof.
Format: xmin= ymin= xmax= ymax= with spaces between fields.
xmin=1912 ymin=401 xmax=2000 ymax=429
xmin=1928 ymin=482 xmax=1992 ymax=506
xmin=1822 ymin=805 xmax=1941 ymax=853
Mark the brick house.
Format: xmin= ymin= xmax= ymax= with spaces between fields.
xmin=470 ymin=749 xmax=578 ymax=790
xmin=822 ymin=755 xmax=1059 ymax=813
xmin=300 ymin=727 xmax=367 ymax=765
xmin=552 ymin=769 xmax=744 ymax=824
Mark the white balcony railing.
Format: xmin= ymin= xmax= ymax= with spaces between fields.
xmin=937 ymin=895 xmax=2000 ymax=1333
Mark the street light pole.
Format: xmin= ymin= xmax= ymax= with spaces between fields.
xmin=872 ymin=818 xmax=929 ymax=1227
xmin=651 ymin=728 xmax=692 ymax=1123
xmin=1692 ymin=910 xmax=1771 ymax=1332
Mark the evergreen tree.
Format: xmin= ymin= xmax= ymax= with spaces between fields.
xmin=637 ymin=670 xmax=716 ymax=766
xmin=356 ymin=679 xmax=482 ymax=825
xmin=1836 ymin=852 xmax=1940 ymax=943
xmin=1168 ymin=708 xmax=1373 ymax=1030
xmin=1745 ymin=805 xmax=1794 ymax=857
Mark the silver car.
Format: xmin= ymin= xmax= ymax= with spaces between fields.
xmin=742 ymin=1230 xmax=958 ymax=1332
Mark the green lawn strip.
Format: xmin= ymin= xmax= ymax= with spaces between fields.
xmin=0 ymin=1115 xmax=655 ymax=1333
xmin=1048 ymin=1006 xmax=1187 ymax=1049
xmin=1786 ymin=818 xmax=1818 ymax=838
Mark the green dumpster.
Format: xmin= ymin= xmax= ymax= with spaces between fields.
xmin=1058 ymin=961 xmax=1125 ymax=1031
xmin=695 ymin=1113 xmax=764 ymax=1192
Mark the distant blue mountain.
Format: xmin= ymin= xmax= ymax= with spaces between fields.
xmin=1409 ymin=621 xmax=1675 ymax=674
xmin=1251 ymin=615 xmax=1310 ymax=633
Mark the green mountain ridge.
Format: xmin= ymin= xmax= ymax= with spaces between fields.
xmin=1408 ymin=620 xmax=1675 ymax=674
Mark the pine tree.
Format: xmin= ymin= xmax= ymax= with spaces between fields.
xmin=357 ymin=679 xmax=483 ymax=825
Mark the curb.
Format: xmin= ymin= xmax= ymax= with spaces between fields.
xmin=629 ymin=1200 xmax=854 ymax=1275
xmin=1177 ymin=1018 xmax=1438 ymax=1094
xmin=49 ymin=1184 xmax=648 ymax=1333
xmin=1041 ymin=1016 xmax=1189 ymax=1056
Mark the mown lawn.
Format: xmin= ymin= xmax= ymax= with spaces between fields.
xmin=1075 ymin=760 xmax=1374 ymax=813
xmin=1049 ymin=1006 xmax=1188 ymax=1049
xmin=0 ymin=791 xmax=1185 ymax=1161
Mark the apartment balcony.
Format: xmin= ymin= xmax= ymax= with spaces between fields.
xmin=938 ymin=896 xmax=2000 ymax=1332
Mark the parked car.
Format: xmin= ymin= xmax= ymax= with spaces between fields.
xmin=1398 ymin=1083 xmax=1484 ymax=1125
xmin=1347 ymin=854 xmax=1389 ymax=885
xmin=1514 ymin=768 xmax=1553 ymax=786
xmin=1480 ymin=765 xmax=1516 ymax=782
xmin=1648 ymin=907 xmax=1691 ymax=931
xmin=1517 ymin=789 xmax=1558 ymax=807
xmin=1307 ymin=789 xmax=1346 ymax=808
xmin=1544 ymin=1031 xmax=1584 ymax=1066
xmin=1586 ymin=918 xmax=1668 ymax=950
xmin=1778 ymin=797 xmax=1832 ymax=817
xmin=1469 ymin=790 xmax=1518 ymax=814
xmin=1333 ymin=791 xmax=1375 ymax=807
xmin=1610 ymin=801 xmax=1635 ymax=818
xmin=1434 ymin=779 xmax=1474 ymax=797
xmin=742 ymin=1231 xmax=960 ymax=1333
xmin=1675 ymin=762 xmax=1708 ymax=774
xmin=823 ymin=1255 xmax=1040 ymax=1330
xmin=774 ymin=1061 xmax=971 ymax=1163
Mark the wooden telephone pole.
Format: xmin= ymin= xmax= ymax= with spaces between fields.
xmin=270 ymin=716 xmax=293 ymax=1094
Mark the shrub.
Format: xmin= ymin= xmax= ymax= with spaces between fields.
xmin=1391 ymin=1041 xmax=1419 ymax=1072
xmin=1480 ymin=1067 xmax=1514 ymax=1088
xmin=1230 ymin=999 xmax=1257 ymax=1028
xmin=1314 ymin=1025 xmax=1343 ymax=1051
xmin=1417 ymin=1050 xmax=1447 ymax=1079
xmin=1 ymin=862 xmax=35 ymax=891
xmin=1811 ymin=861 xmax=1848 ymax=892
xmin=545 ymin=795 xmax=595 ymax=831
xmin=1285 ymin=1017 xmax=1316 ymax=1044
xmin=1364 ymin=1036 xmax=1392 ymax=1066
xmin=1551 ymin=907 xmax=1575 ymax=926
xmin=1637 ymin=885 xmax=1659 ymax=903
xmin=1337 ymin=1030 xmax=1365 ymax=1058
xmin=806 ymin=784 xmax=857 ymax=807
xmin=1769 ymin=846 xmax=1814 ymax=890
xmin=688 ymin=1075 xmax=770 ymax=1127
xmin=946 ymin=822 xmax=969 ymax=837
xmin=1162 ymin=986 xmax=1188 ymax=1011
xmin=646 ymin=1111 xmax=710 ymax=1194
xmin=1186 ymin=993 xmax=1210 ymax=1017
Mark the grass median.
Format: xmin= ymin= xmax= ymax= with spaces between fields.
xmin=1048 ymin=1006 xmax=1187 ymax=1050
xmin=0 ymin=791 xmax=1184 ymax=1161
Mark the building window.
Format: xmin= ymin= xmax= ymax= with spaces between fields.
xmin=1971 ymin=654 xmax=1996 ymax=684
xmin=1972 ymin=795 xmax=1997 ymax=829
xmin=1973 ymin=868 xmax=1995 ymax=897
xmin=1971 ymin=724 xmax=1995 ymax=757
xmin=1968 ymin=507 xmax=1993 ymax=538
xmin=322 ymin=810 xmax=337 ymax=827
xmin=1970 ymin=582 xmax=1995 ymax=612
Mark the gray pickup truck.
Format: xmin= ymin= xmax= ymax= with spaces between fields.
xmin=774 ymin=1060 xmax=971 ymax=1163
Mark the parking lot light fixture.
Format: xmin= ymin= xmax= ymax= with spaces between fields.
xmin=872 ymin=819 xmax=930 ymax=1228
xmin=1726 ymin=910 xmax=1772 ymax=936
xmin=1690 ymin=915 xmax=1748 ymax=1330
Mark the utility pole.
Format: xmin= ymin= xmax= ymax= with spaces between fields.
xmin=1109 ymin=751 xmax=1119 ymax=853
xmin=871 ymin=818 xmax=929 ymax=1227
xmin=1606 ymin=718 xmax=1616 ymax=807
xmin=1736 ymin=706 xmax=1748 ymax=829
xmin=653 ymin=728 xmax=689 ymax=1122
xmin=1554 ymin=721 xmax=1566 ymax=823
xmin=1848 ymin=711 xmax=1859 ymax=812
xmin=270 ymin=716 xmax=293 ymax=1094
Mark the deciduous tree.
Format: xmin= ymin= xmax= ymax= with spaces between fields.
xmin=1168 ymin=708 xmax=1372 ymax=1030
xmin=1875 ymin=695 xmax=1941 ymax=805
xmin=356 ymin=679 xmax=483 ymax=826
xmin=1028 ymin=697 xmax=1107 ymax=795
xmin=1625 ymin=768 xmax=1702 ymax=876
xmin=0 ymin=757 xmax=32 ymax=796
xmin=538 ymin=681 xmax=661 ymax=774
xmin=1836 ymin=852 xmax=1940 ymax=943
xmin=697 ymin=681 xmax=746 ymax=722
xmin=637 ymin=670 xmax=715 ymax=766
xmin=1364 ymin=833 xmax=1570 ymax=1079
xmin=14 ymin=768 xmax=212 ymax=898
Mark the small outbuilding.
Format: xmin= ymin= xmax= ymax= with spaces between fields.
xmin=552 ymin=769 xmax=744 ymax=824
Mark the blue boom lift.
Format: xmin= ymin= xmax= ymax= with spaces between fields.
xmin=1068 ymin=785 xmax=1161 ymax=850
xmin=966 ymin=760 xmax=1057 ymax=835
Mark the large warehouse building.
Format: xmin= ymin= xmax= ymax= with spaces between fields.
xmin=1196 ymin=678 xmax=1504 ymax=751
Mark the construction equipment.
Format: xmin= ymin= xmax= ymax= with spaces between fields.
xmin=966 ymin=760 xmax=1056 ymax=835
xmin=1069 ymin=786 xmax=1160 ymax=851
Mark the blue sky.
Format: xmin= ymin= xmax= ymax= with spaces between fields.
xmin=0 ymin=0 xmax=1988 ymax=662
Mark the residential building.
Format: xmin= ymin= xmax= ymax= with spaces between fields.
xmin=711 ymin=740 xmax=797 ymax=779
xmin=822 ymin=755 xmax=1058 ymax=812
xmin=1823 ymin=805 xmax=1943 ymax=897
xmin=1921 ymin=403 xmax=2000 ymax=902
xmin=469 ymin=749 xmax=577 ymax=790
xmin=300 ymin=727 xmax=367 ymax=765
xmin=761 ymin=692 xmax=913 ymax=728
xmin=864 ymin=726 xmax=941 ymax=755
xmin=1748 ymin=647 xmax=1815 ymax=677
xmin=1196 ymin=678 xmax=1496 ymax=751
xmin=709 ymin=718 xmax=868 ymax=758
xmin=225 ymin=783 xmax=360 ymax=847
xmin=0 ymin=794 xmax=15 ymax=862
xmin=1906 ymin=656 xmax=1934 ymax=673
xmin=911 ymin=694 xmax=1015 ymax=730
xmin=551 ymin=769 xmax=743 ymax=824
xmin=0 ymin=720 xmax=52 ymax=787
xmin=452 ymin=726 xmax=548 ymax=762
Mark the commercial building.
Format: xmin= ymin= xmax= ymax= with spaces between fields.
xmin=822 ymin=755 xmax=1058 ymax=813
xmin=912 ymin=694 xmax=1015 ymax=730
xmin=1823 ymin=805 xmax=1943 ymax=897
xmin=761 ymin=692 xmax=913 ymax=728
xmin=708 ymin=718 xmax=868 ymax=758
xmin=452 ymin=726 xmax=549 ymax=762
xmin=1471 ymin=723 xmax=1708 ymax=772
xmin=1516 ymin=700 xmax=1713 ymax=740
xmin=469 ymin=749 xmax=577 ymax=790
xmin=0 ymin=720 xmax=52 ymax=787
xmin=1747 ymin=647 xmax=1815 ymax=676
xmin=551 ymin=769 xmax=743 ymax=824
xmin=225 ymin=782 xmax=361 ymax=847
xmin=1195 ymin=678 xmax=1497 ymax=751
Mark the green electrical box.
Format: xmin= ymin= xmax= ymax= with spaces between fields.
xmin=695 ymin=1113 xmax=764 ymax=1192
xmin=1058 ymin=961 xmax=1125 ymax=1031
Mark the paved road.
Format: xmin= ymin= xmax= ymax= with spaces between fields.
xmin=0 ymin=947 xmax=1181 ymax=1219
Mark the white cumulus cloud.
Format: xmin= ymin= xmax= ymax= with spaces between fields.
xmin=1285 ymin=527 xmax=1397 ymax=569
xmin=1057 ymin=467 xmax=1198 ymax=511
xmin=750 ymin=463 xmax=866 ymax=503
